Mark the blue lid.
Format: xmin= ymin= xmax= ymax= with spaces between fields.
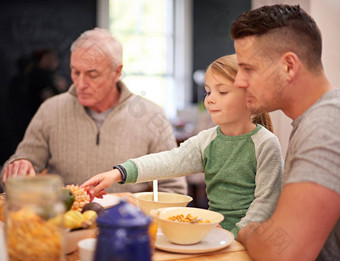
xmin=96 ymin=199 xmax=150 ymax=228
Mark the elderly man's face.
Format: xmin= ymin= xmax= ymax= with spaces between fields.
xmin=70 ymin=45 xmax=121 ymax=112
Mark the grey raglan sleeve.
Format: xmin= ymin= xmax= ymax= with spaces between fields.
xmin=123 ymin=127 xmax=218 ymax=184
xmin=143 ymin=108 xmax=188 ymax=194
xmin=235 ymin=129 xmax=283 ymax=232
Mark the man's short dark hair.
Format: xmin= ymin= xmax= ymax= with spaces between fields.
xmin=231 ymin=5 xmax=323 ymax=71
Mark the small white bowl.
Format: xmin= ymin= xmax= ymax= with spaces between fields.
xmin=132 ymin=192 xmax=193 ymax=215
xmin=151 ymin=207 xmax=224 ymax=245
xmin=78 ymin=238 xmax=97 ymax=261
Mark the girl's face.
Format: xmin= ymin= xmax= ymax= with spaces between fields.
xmin=204 ymin=69 xmax=251 ymax=133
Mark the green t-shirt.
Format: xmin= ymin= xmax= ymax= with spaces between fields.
xmin=204 ymin=126 xmax=257 ymax=233
xmin=122 ymin=125 xmax=283 ymax=238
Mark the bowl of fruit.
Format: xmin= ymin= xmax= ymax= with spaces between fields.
xmin=61 ymin=185 xmax=119 ymax=254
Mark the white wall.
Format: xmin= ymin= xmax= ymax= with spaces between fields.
xmin=311 ymin=0 xmax=340 ymax=88
xmin=252 ymin=0 xmax=340 ymax=158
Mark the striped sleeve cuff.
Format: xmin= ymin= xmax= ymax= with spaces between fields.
xmin=120 ymin=160 xmax=138 ymax=184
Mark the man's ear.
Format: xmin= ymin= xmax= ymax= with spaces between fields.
xmin=283 ymin=52 xmax=299 ymax=83
xmin=113 ymin=64 xmax=123 ymax=82
xmin=116 ymin=64 xmax=123 ymax=76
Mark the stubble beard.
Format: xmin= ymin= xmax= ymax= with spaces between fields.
xmin=247 ymin=95 xmax=279 ymax=115
xmin=247 ymin=102 xmax=266 ymax=115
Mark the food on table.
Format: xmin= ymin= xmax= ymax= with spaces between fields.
xmin=82 ymin=210 xmax=98 ymax=229
xmin=0 ymin=200 xmax=4 ymax=222
xmin=154 ymin=207 xmax=224 ymax=245
xmin=47 ymin=213 xmax=63 ymax=226
xmin=64 ymin=210 xmax=84 ymax=229
xmin=63 ymin=209 xmax=98 ymax=230
xmin=65 ymin=184 xmax=91 ymax=212
xmin=167 ymin=213 xmax=211 ymax=223
xmin=57 ymin=185 xmax=103 ymax=230
xmin=7 ymin=207 xmax=62 ymax=261
xmin=82 ymin=202 xmax=105 ymax=216
xmin=83 ymin=186 xmax=95 ymax=202
xmin=148 ymin=221 xmax=158 ymax=253
xmin=60 ymin=188 xmax=75 ymax=211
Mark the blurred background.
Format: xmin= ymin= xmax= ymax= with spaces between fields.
xmin=0 ymin=0 xmax=339 ymax=206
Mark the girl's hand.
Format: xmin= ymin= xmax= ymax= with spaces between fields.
xmin=81 ymin=169 xmax=122 ymax=198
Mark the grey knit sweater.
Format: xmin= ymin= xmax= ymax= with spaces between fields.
xmin=2 ymin=81 xmax=187 ymax=194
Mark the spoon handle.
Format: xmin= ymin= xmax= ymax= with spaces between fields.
xmin=153 ymin=180 xmax=158 ymax=202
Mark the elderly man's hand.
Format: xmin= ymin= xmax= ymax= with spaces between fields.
xmin=2 ymin=159 xmax=36 ymax=183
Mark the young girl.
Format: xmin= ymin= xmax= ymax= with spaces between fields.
xmin=82 ymin=54 xmax=283 ymax=238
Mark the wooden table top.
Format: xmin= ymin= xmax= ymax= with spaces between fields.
xmin=66 ymin=239 xmax=252 ymax=261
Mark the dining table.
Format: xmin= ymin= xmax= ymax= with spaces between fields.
xmin=0 ymin=192 xmax=252 ymax=261
xmin=65 ymin=193 xmax=252 ymax=261
xmin=66 ymin=238 xmax=252 ymax=261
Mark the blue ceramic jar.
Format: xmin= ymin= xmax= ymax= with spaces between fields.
xmin=94 ymin=199 xmax=151 ymax=261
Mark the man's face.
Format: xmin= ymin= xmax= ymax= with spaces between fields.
xmin=70 ymin=45 xmax=121 ymax=112
xmin=234 ymin=36 xmax=287 ymax=114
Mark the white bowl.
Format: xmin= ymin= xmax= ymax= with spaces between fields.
xmin=132 ymin=192 xmax=193 ymax=215
xmin=78 ymin=238 xmax=97 ymax=261
xmin=151 ymin=207 xmax=224 ymax=245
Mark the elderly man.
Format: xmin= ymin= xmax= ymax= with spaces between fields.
xmin=1 ymin=28 xmax=187 ymax=194
xmin=231 ymin=4 xmax=340 ymax=261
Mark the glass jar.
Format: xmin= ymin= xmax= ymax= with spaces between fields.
xmin=0 ymin=193 xmax=5 ymax=222
xmin=5 ymin=175 xmax=65 ymax=261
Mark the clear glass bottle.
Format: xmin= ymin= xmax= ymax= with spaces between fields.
xmin=5 ymin=175 xmax=65 ymax=261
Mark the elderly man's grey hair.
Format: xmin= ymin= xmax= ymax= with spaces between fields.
xmin=70 ymin=27 xmax=123 ymax=68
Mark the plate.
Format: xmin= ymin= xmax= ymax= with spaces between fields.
xmin=92 ymin=194 xmax=120 ymax=208
xmin=155 ymin=227 xmax=234 ymax=254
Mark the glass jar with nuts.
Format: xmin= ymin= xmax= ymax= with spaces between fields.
xmin=5 ymin=175 xmax=66 ymax=261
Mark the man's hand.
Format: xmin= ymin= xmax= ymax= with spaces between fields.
xmin=2 ymin=159 xmax=36 ymax=183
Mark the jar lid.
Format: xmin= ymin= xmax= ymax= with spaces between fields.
xmin=5 ymin=175 xmax=64 ymax=203
xmin=96 ymin=199 xmax=150 ymax=228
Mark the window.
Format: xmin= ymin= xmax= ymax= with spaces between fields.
xmin=98 ymin=0 xmax=192 ymax=118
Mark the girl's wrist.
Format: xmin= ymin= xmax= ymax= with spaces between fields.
xmin=112 ymin=165 xmax=127 ymax=184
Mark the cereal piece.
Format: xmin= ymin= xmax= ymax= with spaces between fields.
xmin=167 ymin=213 xmax=210 ymax=223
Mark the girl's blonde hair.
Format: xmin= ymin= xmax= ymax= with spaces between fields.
xmin=207 ymin=54 xmax=274 ymax=132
